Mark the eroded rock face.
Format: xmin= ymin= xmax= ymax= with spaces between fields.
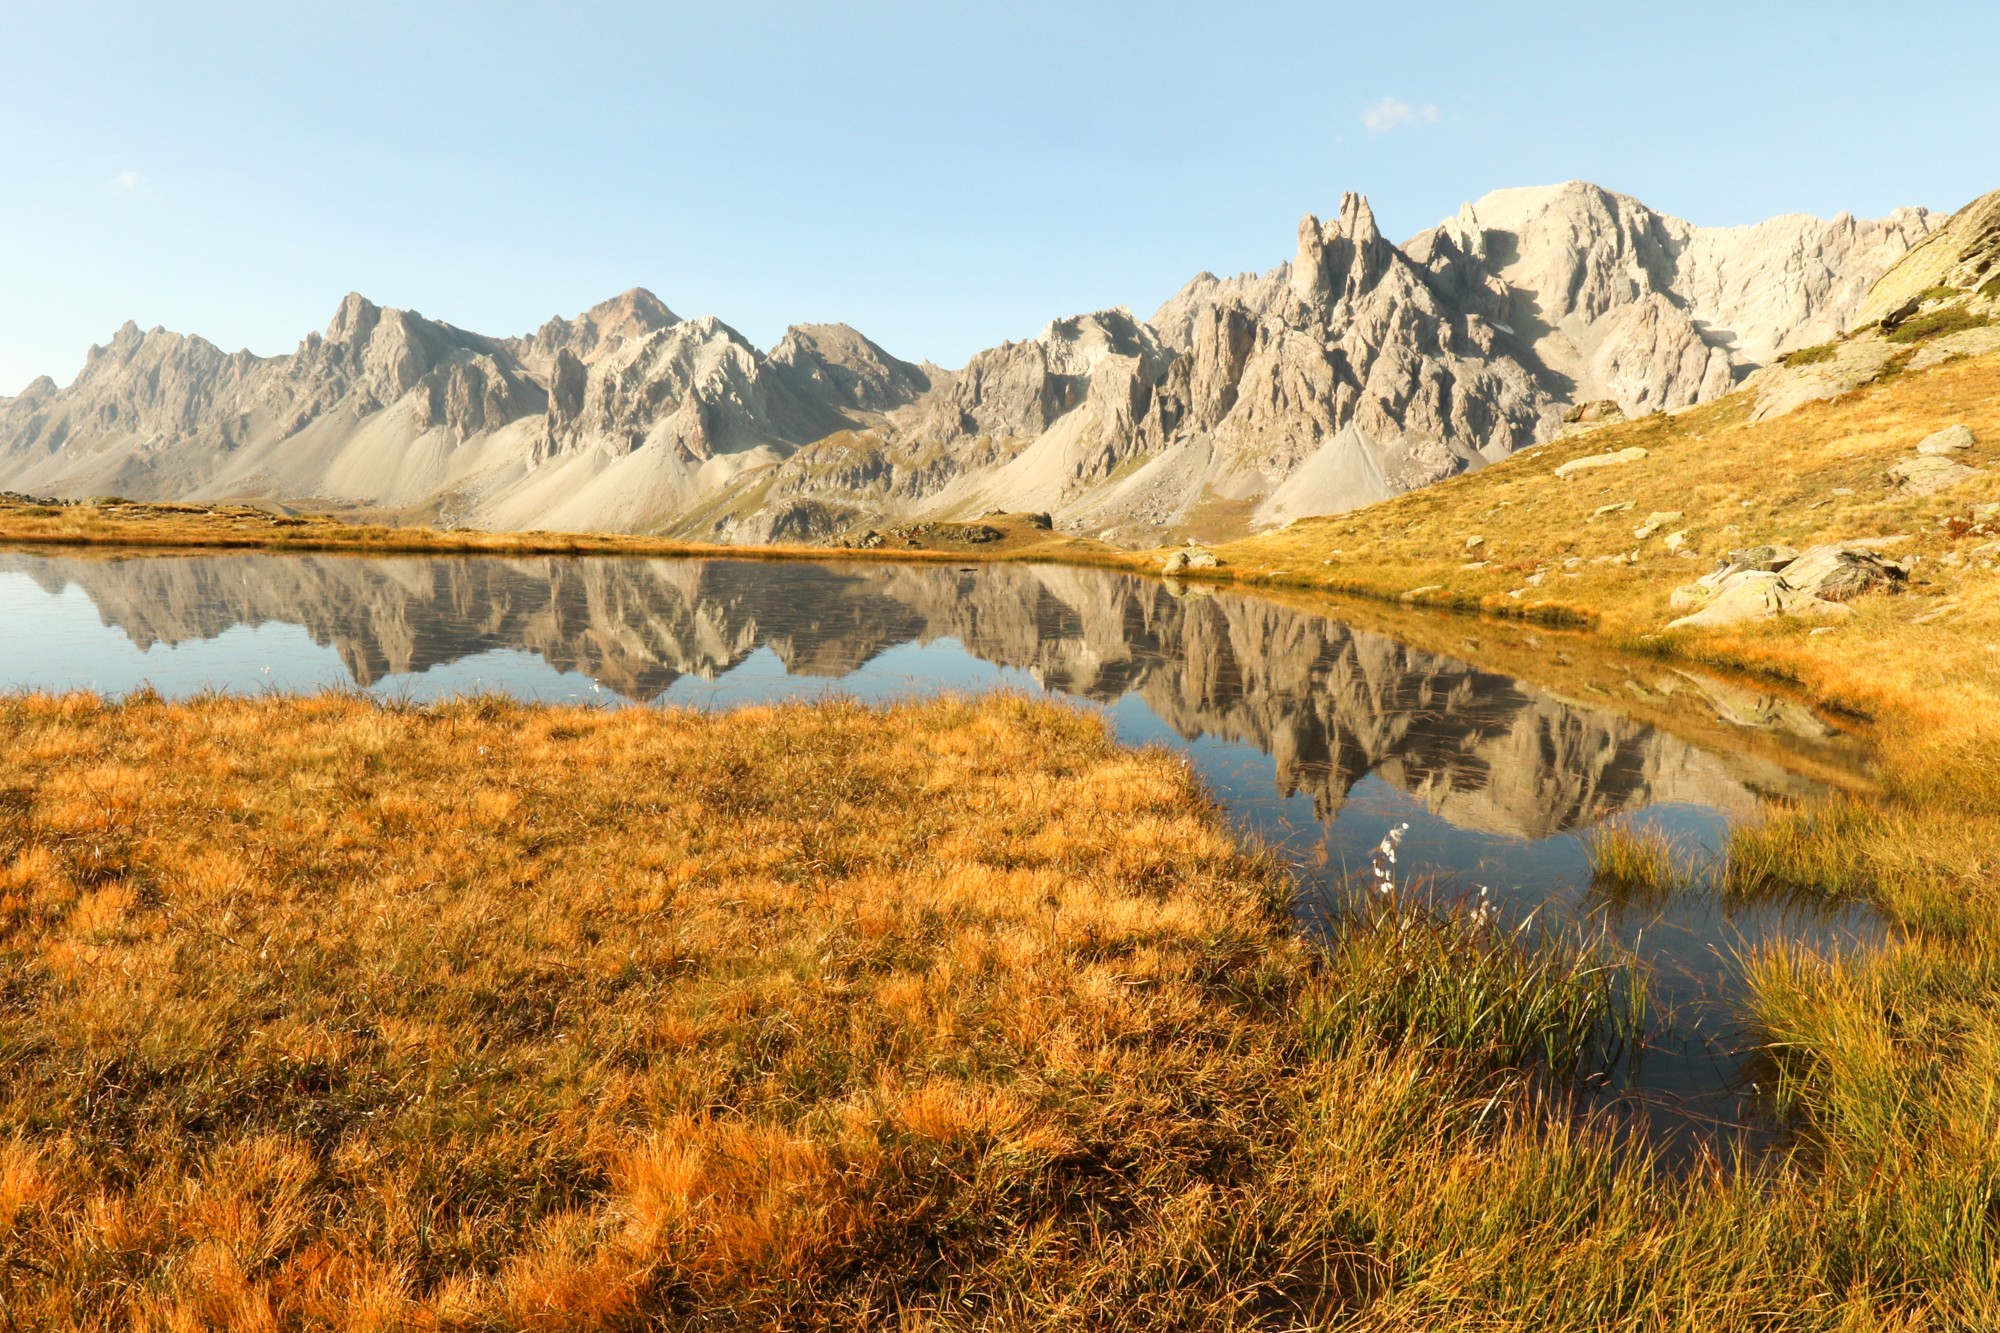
xmin=532 ymin=315 xmax=847 ymax=464
xmin=0 ymin=182 xmax=1941 ymax=540
xmin=768 ymin=324 xmax=932 ymax=414
xmin=1449 ymin=182 xmax=1935 ymax=397
xmin=0 ymin=295 xmax=549 ymax=506
xmin=507 ymin=288 xmax=679 ymax=376
xmin=1855 ymin=188 xmax=2000 ymax=327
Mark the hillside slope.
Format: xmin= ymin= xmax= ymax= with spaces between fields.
xmin=1210 ymin=331 xmax=2000 ymax=737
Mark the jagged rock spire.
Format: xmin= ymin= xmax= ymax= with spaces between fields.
xmin=1289 ymin=192 xmax=1397 ymax=311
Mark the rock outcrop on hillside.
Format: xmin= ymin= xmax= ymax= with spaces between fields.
xmin=1855 ymin=188 xmax=2000 ymax=327
xmin=0 ymin=182 xmax=1945 ymax=541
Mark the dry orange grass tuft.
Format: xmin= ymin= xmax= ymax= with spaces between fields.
xmin=0 ymin=692 xmax=1301 ymax=1326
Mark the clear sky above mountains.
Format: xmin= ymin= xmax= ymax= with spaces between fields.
xmin=3 ymin=0 xmax=1996 ymax=395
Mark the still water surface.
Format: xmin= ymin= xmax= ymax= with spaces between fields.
xmin=0 ymin=550 xmax=1883 ymax=1145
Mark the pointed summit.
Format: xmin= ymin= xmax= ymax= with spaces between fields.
xmin=1289 ymin=191 xmax=1397 ymax=308
xmin=515 ymin=287 xmax=680 ymax=372
xmin=326 ymin=292 xmax=384 ymax=344
xmin=769 ymin=322 xmax=931 ymax=412
xmin=583 ymin=287 xmax=677 ymax=331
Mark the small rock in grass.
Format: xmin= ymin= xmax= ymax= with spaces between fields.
xmin=1634 ymin=510 xmax=1684 ymax=540
xmin=1667 ymin=571 xmax=1852 ymax=630
xmin=1555 ymin=447 xmax=1649 ymax=479
xmin=1776 ymin=545 xmax=1907 ymax=602
xmin=1725 ymin=544 xmax=1801 ymax=572
xmin=1667 ymin=542 xmax=1905 ymax=626
xmin=1889 ymin=455 xmax=1980 ymax=497
xmin=1562 ymin=399 xmax=1627 ymax=426
xmin=1915 ymin=425 xmax=1976 ymax=455
xmin=1161 ymin=547 xmax=1220 ymax=575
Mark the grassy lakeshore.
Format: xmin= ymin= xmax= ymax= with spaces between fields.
xmin=0 ymin=498 xmax=1116 ymax=566
xmin=1210 ymin=354 xmax=2000 ymax=1330
xmin=1 ymin=691 xmax=1994 ymax=1329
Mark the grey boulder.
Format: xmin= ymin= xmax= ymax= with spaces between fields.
xmin=1888 ymin=455 xmax=1980 ymax=497
xmin=1666 ymin=572 xmax=1850 ymax=630
xmin=1667 ymin=542 xmax=1905 ymax=627
xmin=1725 ymin=544 xmax=1800 ymax=573
xmin=1774 ymin=544 xmax=1908 ymax=602
xmin=1162 ymin=547 xmax=1221 ymax=574
xmin=1916 ymin=424 xmax=1977 ymax=455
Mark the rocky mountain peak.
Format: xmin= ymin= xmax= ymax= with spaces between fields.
xmin=1461 ymin=181 xmax=1681 ymax=326
xmin=532 ymin=310 xmax=850 ymax=474
xmin=1037 ymin=308 xmax=1166 ymax=376
xmin=324 ymin=292 xmax=384 ymax=345
xmin=592 ymin=286 xmax=676 ymax=328
xmin=511 ymin=286 xmax=681 ymax=375
xmin=1289 ymin=192 xmax=1398 ymax=311
xmin=0 ymin=178 xmax=1955 ymax=545
xmin=768 ymin=323 xmax=930 ymax=413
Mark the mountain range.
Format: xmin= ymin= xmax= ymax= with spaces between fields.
xmin=0 ymin=182 xmax=1940 ymax=545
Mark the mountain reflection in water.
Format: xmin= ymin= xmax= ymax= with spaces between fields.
xmin=0 ymin=551 xmax=1881 ymax=1146
xmin=0 ymin=552 xmax=1851 ymax=841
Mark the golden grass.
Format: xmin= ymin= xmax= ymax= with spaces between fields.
xmin=1584 ymin=822 xmax=1698 ymax=897
xmin=1215 ymin=353 xmax=1999 ymax=626
xmin=2 ymin=692 xmax=1996 ymax=1327
xmin=0 ymin=692 xmax=1308 ymax=1326
xmin=3 ymin=353 xmax=2000 ymax=1324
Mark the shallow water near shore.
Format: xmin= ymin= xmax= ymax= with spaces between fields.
xmin=0 ymin=549 xmax=1887 ymax=1150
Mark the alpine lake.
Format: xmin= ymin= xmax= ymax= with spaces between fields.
xmin=0 ymin=548 xmax=1886 ymax=1154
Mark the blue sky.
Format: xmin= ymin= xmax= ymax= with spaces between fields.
xmin=3 ymin=1 xmax=1996 ymax=394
